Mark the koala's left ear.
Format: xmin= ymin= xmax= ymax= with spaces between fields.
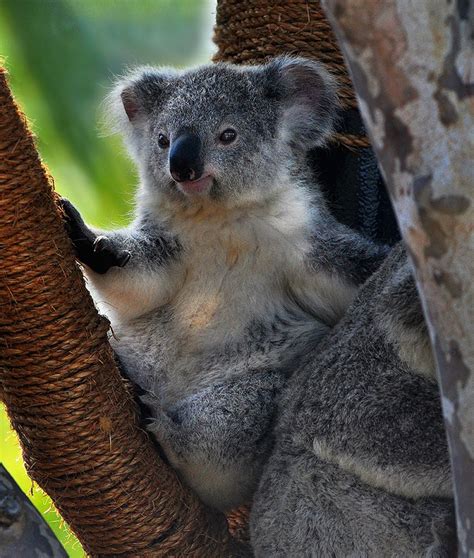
xmin=102 ymin=66 xmax=178 ymax=137
xmin=263 ymin=56 xmax=340 ymax=149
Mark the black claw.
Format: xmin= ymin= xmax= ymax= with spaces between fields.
xmin=93 ymin=235 xmax=110 ymax=253
xmin=117 ymin=250 xmax=132 ymax=267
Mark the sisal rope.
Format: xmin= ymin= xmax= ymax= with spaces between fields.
xmin=0 ymin=66 xmax=237 ymax=557
xmin=213 ymin=0 xmax=371 ymax=149
xmin=226 ymin=506 xmax=251 ymax=545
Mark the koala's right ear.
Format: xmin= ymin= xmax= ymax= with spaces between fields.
xmin=103 ymin=67 xmax=178 ymax=132
xmin=258 ymin=56 xmax=340 ymax=149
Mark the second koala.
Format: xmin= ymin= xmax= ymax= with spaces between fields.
xmin=250 ymin=244 xmax=454 ymax=557
xmin=62 ymin=57 xmax=387 ymax=510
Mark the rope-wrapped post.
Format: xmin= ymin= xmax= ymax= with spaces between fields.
xmin=0 ymin=66 xmax=236 ymax=557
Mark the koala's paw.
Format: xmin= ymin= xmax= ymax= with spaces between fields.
xmin=139 ymin=391 xmax=164 ymax=421
xmin=59 ymin=198 xmax=131 ymax=274
xmin=140 ymin=392 xmax=186 ymax=465
xmin=93 ymin=235 xmax=131 ymax=268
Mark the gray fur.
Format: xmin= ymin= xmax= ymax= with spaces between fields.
xmin=67 ymin=57 xmax=388 ymax=511
xmin=250 ymin=244 xmax=454 ymax=557
xmin=142 ymin=369 xmax=286 ymax=510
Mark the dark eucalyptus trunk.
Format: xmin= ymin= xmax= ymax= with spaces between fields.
xmin=0 ymin=464 xmax=68 ymax=557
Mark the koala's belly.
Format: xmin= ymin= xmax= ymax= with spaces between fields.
xmin=111 ymin=295 xmax=326 ymax=408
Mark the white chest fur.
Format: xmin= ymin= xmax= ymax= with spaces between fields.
xmin=165 ymin=190 xmax=314 ymax=347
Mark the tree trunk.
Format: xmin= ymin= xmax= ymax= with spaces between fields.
xmin=321 ymin=1 xmax=474 ymax=555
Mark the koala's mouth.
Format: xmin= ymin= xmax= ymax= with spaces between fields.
xmin=177 ymin=174 xmax=214 ymax=196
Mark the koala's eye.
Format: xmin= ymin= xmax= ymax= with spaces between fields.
xmin=219 ymin=128 xmax=237 ymax=145
xmin=158 ymin=133 xmax=170 ymax=149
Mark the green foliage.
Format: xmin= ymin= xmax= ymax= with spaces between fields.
xmin=0 ymin=0 xmax=212 ymax=226
xmin=0 ymin=1 xmax=212 ymax=555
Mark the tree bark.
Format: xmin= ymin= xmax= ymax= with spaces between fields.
xmin=321 ymin=1 xmax=474 ymax=555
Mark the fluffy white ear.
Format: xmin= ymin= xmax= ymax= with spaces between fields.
xmin=264 ymin=56 xmax=340 ymax=149
xmin=102 ymin=66 xmax=178 ymax=135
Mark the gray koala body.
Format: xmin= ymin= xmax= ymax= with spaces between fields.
xmin=251 ymin=243 xmax=454 ymax=557
xmin=62 ymin=57 xmax=388 ymax=511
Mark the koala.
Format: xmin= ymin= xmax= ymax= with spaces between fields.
xmin=61 ymin=56 xmax=388 ymax=511
xmin=250 ymin=243 xmax=455 ymax=557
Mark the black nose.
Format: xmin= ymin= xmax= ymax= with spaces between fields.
xmin=169 ymin=133 xmax=203 ymax=182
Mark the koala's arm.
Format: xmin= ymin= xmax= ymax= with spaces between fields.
xmin=308 ymin=214 xmax=391 ymax=287
xmin=292 ymin=214 xmax=390 ymax=326
xmin=310 ymin=376 xmax=452 ymax=500
xmin=143 ymin=369 xmax=285 ymax=511
xmin=60 ymin=198 xmax=180 ymax=317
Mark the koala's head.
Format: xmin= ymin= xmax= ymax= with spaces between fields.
xmin=108 ymin=56 xmax=339 ymax=207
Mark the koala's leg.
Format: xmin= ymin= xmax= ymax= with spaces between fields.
xmin=60 ymin=198 xmax=180 ymax=318
xmin=142 ymin=370 xmax=286 ymax=511
xmin=251 ymin=446 xmax=455 ymax=558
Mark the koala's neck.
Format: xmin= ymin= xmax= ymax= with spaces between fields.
xmin=141 ymin=179 xmax=317 ymax=249
xmin=131 ymin=177 xmax=362 ymax=331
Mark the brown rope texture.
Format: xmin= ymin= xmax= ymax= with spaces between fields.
xmin=213 ymin=0 xmax=371 ymax=149
xmin=0 ymin=66 xmax=238 ymax=557
xmin=226 ymin=506 xmax=250 ymax=545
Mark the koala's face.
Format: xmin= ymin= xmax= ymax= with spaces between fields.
xmin=111 ymin=57 xmax=338 ymax=207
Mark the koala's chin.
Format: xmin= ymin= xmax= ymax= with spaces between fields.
xmin=175 ymin=174 xmax=214 ymax=197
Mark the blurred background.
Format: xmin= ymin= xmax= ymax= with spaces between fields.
xmin=0 ymin=1 xmax=215 ymax=555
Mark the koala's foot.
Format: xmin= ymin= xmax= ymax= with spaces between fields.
xmin=60 ymin=198 xmax=131 ymax=274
